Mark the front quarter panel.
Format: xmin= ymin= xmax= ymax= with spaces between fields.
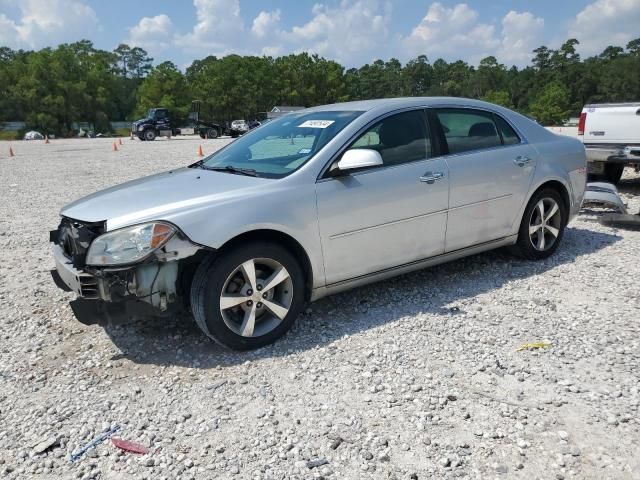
xmin=159 ymin=179 xmax=325 ymax=289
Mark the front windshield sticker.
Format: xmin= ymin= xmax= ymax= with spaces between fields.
xmin=298 ymin=120 xmax=335 ymax=129
xmin=298 ymin=148 xmax=312 ymax=154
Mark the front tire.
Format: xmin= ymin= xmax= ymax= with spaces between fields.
xmin=144 ymin=129 xmax=157 ymax=141
xmin=190 ymin=242 xmax=305 ymax=350
xmin=207 ymin=128 xmax=219 ymax=139
xmin=512 ymin=188 xmax=567 ymax=260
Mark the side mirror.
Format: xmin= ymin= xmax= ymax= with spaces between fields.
xmin=337 ymin=149 xmax=383 ymax=171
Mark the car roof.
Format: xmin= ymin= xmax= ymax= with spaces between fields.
xmin=305 ymin=97 xmax=504 ymax=113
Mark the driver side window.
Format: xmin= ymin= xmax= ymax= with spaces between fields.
xmin=349 ymin=110 xmax=431 ymax=167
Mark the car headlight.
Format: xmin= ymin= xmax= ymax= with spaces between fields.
xmin=138 ymin=126 xmax=144 ymax=131
xmin=86 ymin=222 xmax=176 ymax=266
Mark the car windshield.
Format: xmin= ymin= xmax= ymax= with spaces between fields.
xmin=201 ymin=110 xmax=363 ymax=178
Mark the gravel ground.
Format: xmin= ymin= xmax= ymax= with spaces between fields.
xmin=0 ymin=137 xmax=639 ymax=480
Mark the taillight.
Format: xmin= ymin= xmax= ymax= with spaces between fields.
xmin=578 ymin=112 xmax=586 ymax=135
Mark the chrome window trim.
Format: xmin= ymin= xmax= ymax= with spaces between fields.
xmin=317 ymin=104 xmax=529 ymax=182
xmin=434 ymin=140 xmax=528 ymax=162
xmin=316 ymin=155 xmax=442 ymax=184
xmin=430 ymin=104 xmax=528 ymax=145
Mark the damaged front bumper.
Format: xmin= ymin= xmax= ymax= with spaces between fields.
xmin=582 ymin=182 xmax=627 ymax=213
xmin=50 ymin=220 xmax=204 ymax=312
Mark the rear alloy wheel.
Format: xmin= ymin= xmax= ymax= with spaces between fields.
xmin=512 ymin=189 xmax=566 ymax=260
xmin=207 ymin=128 xmax=219 ymax=139
xmin=144 ymin=129 xmax=157 ymax=141
xmin=190 ymin=242 xmax=305 ymax=350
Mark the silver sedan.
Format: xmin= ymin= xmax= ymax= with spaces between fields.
xmin=51 ymin=97 xmax=587 ymax=349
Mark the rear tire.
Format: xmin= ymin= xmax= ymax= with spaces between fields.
xmin=190 ymin=242 xmax=305 ymax=350
xmin=604 ymin=164 xmax=624 ymax=184
xmin=512 ymin=188 xmax=567 ymax=260
xmin=588 ymin=164 xmax=625 ymax=184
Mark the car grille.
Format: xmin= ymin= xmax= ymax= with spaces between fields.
xmin=53 ymin=217 xmax=105 ymax=268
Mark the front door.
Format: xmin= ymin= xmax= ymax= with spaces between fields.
xmin=316 ymin=110 xmax=450 ymax=285
xmin=433 ymin=108 xmax=537 ymax=252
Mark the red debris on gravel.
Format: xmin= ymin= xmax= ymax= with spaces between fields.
xmin=111 ymin=438 xmax=149 ymax=455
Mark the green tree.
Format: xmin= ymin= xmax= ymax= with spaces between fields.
xmin=529 ymin=81 xmax=572 ymax=125
xmin=402 ymin=55 xmax=432 ymax=96
xmin=136 ymin=61 xmax=190 ymax=120
xmin=482 ymin=90 xmax=513 ymax=108
xmin=626 ymin=38 xmax=640 ymax=55
xmin=3 ymin=36 xmax=640 ymax=138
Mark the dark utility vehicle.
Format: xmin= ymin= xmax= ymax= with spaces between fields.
xmin=131 ymin=102 xmax=223 ymax=141
xmin=131 ymin=108 xmax=173 ymax=141
xmin=190 ymin=101 xmax=225 ymax=139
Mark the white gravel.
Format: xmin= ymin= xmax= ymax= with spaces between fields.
xmin=0 ymin=137 xmax=639 ymax=479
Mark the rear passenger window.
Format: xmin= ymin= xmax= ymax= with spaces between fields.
xmin=349 ymin=110 xmax=431 ymax=166
xmin=494 ymin=114 xmax=521 ymax=145
xmin=436 ymin=109 xmax=501 ymax=154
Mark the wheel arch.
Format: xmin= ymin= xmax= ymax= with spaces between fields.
xmin=532 ymin=180 xmax=571 ymax=215
xmin=216 ymin=229 xmax=314 ymax=302
xmin=513 ymin=178 xmax=571 ymax=233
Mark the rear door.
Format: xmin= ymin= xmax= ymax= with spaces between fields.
xmin=316 ymin=109 xmax=449 ymax=285
xmin=433 ymin=108 xmax=537 ymax=252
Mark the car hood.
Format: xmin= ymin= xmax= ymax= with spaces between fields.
xmin=61 ymin=167 xmax=272 ymax=230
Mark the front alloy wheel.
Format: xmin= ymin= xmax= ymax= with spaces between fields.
xmin=190 ymin=242 xmax=305 ymax=350
xmin=219 ymin=258 xmax=293 ymax=337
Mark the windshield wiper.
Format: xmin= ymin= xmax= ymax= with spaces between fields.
xmin=203 ymin=165 xmax=259 ymax=177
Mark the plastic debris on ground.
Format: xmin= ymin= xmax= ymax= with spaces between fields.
xmin=111 ymin=438 xmax=150 ymax=455
xmin=516 ymin=342 xmax=551 ymax=352
xmin=32 ymin=435 xmax=59 ymax=454
xmin=69 ymin=425 xmax=120 ymax=462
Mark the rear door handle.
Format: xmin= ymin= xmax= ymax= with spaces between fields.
xmin=420 ymin=171 xmax=445 ymax=184
xmin=514 ymin=155 xmax=532 ymax=167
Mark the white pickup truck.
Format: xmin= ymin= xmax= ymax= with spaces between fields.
xmin=579 ymin=103 xmax=640 ymax=183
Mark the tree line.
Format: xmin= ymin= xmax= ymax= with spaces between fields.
xmin=1 ymin=38 xmax=639 ymax=136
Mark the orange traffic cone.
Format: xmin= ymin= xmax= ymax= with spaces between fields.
xmin=44 ymin=135 xmax=50 ymax=144
xmin=112 ymin=141 xmax=118 ymax=152
xmin=9 ymin=146 xmax=14 ymax=157
xmin=197 ymin=145 xmax=204 ymax=157
xmin=118 ymin=138 xmax=123 ymax=146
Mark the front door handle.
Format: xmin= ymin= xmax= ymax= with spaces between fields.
xmin=514 ymin=155 xmax=532 ymax=167
xmin=420 ymin=171 xmax=445 ymax=184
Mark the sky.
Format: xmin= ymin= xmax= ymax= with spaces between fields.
xmin=1 ymin=0 xmax=639 ymax=69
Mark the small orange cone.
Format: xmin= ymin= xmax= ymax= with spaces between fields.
xmin=9 ymin=146 xmax=14 ymax=157
xmin=118 ymin=138 xmax=123 ymax=146
xmin=44 ymin=135 xmax=50 ymax=144
xmin=197 ymin=145 xmax=204 ymax=157
xmin=112 ymin=141 xmax=118 ymax=152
